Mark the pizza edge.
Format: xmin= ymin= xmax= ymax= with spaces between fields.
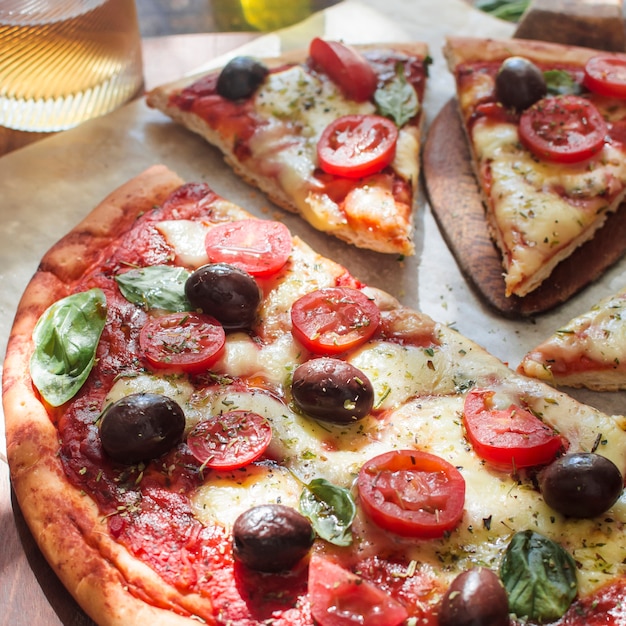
xmin=2 ymin=165 xmax=216 ymax=625
xmin=146 ymin=42 xmax=430 ymax=256
xmin=442 ymin=36 xmax=626 ymax=298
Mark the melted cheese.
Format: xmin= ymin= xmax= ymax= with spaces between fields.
xmin=115 ymin=218 xmax=626 ymax=601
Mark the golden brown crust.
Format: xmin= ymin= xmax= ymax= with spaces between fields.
xmin=2 ymin=165 xmax=218 ymax=625
xmin=146 ymin=42 xmax=429 ymax=256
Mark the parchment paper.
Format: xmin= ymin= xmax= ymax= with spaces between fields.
xmin=2 ymin=0 xmax=625 ymax=463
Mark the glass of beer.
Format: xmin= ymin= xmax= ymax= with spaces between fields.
xmin=0 ymin=0 xmax=144 ymax=133
xmin=212 ymin=0 xmax=313 ymax=32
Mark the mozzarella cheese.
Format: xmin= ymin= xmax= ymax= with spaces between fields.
xmin=108 ymin=216 xmax=626 ymax=600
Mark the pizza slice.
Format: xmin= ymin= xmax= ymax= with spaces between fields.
xmin=3 ymin=165 xmax=626 ymax=625
xmin=443 ymin=36 xmax=626 ymax=298
xmin=146 ymin=38 xmax=429 ymax=256
xmin=518 ymin=286 xmax=626 ymax=390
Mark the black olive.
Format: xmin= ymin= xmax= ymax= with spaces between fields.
xmin=99 ymin=393 xmax=186 ymax=464
xmin=216 ymin=56 xmax=269 ymax=100
xmin=185 ymin=263 xmax=262 ymax=330
xmin=495 ymin=56 xmax=547 ymax=111
xmin=439 ymin=567 xmax=510 ymax=626
xmin=232 ymin=504 xmax=314 ymax=572
xmin=291 ymin=358 xmax=374 ymax=424
xmin=539 ymin=452 xmax=623 ymax=518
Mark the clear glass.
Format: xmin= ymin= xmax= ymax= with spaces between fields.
xmin=0 ymin=0 xmax=144 ymax=132
xmin=212 ymin=0 xmax=312 ymax=32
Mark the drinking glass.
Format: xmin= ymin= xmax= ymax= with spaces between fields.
xmin=0 ymin=0 xmax=144 ymax=132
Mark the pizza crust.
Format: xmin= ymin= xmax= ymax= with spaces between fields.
xmin=2 ymin=165 xmax=218 ymax=625
xmin=146 ymin=43 xmax=429 ymax=256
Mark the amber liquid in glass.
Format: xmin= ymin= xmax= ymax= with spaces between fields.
xmin=0 ymin=0 xmax=144 ymax=132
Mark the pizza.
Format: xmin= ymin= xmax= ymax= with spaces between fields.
xmin=443 ymin=36 xmax=626 ymax=298
xmin=3 ymin=164 xmax=626 ymax=625
xmin=518 ymin=285 xmax=626 ymax=391
xmin=146 ymin=38 xmax=429 ymax=256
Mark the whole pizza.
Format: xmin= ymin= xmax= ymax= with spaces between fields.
xmin=3 ymin=34 xmax=626 ymax=626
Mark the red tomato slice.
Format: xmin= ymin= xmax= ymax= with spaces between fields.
xmin=308 ymin=555 xmax=408 ymax=626
xmin=583 ymin=54 xmax=626 ymax=98
xmin=309 ymin=37 xmax=377 ymax=102
xmin=357 ymin=450 xmax=466 ymax=539
xmin=317 ymin=114 xmax=398 ymax=179
xmin=290 ymin=286 xmax=380 ymax=355
xmin=187 ymin=410 xmax=272 ymax=470
xmin=139 ymin=312 xmax=225 ymax=374
xmin=518 ymin=95 xmax=607 ymax=163
xmin=463 ymin=388 xmax=565 ymax=470
xmin=204 ymin=219 xmax=292 ymax=278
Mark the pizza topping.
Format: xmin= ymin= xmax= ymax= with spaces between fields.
xmin=187 ymin=409 xmax=272 ymax=470
xmin=30 ymin=288 xmax=107 ymax=407
xmin=308 ymin=554 xmax=409 ymax=626
xmin=185 ymin=263 xmax=261 ymax=330
xmin=309 ymin=37 xmax=378 ymax=103
xmin=299 ymin=477 xmax=356 ymax=546
xmin=99 ymin=392 xmax=186 ymax=464
xmin=116 ymin=265 xmax=192 ymax=312
xmin=216 ymin=55 xmax=269 ymax=100
xmin=539 ymin=452 xmax=623 ymax=518
xmin=290 ymin=286 xmax=381 ymax=355
xmin=291 ymin=357 xmax=374 ymax=423
xmin=583 ymin=54 xmax=626 ymax=99
xmin=500 ymin=530 xmax=578 ymax=622
xmin=139 ymin=311 xmax=226 ymax=373
xmin=495 ymin=56 xmax=547 ymax=111
xmin=374 ymin=61 xmax=420 ymax=127
xmin=462 ymin=388 xmax=564 ymax=470
xmin=356 ymin=449 xmax=466 ymax=538
xmin=232 ymin=504 xmax=314 ymax=572
xmin=204 ymin=219 xmax=292 ymax=278
xmin=317 ymin=114 xmax=399 ymax=179
xmin=438 ymin=567 xmax=510 ymax=626
xmin=518 ymin=95 xmax=608 ymax=163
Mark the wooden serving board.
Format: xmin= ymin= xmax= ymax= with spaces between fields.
xmin=422 ymin=99 xmax=626 ymax=318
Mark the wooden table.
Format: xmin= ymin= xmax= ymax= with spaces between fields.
xmin=0 ymin=31 xmax=257 ymax=626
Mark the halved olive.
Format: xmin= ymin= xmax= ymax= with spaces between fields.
xmin=217 ymin=56 xmax=269 ymax=100
xmin=495 ymin=56 xmax=547 ymax=111
xmin=185 ymin=263 xmax=262 ymax=330
xmin=439 ymin=567 xmax=510 ymax=626
xmin=539 ymin=452 xmax=623 ymax=518
xmin=99 ymin=393 xmax=186 ymax=464
xmin=232 ymin=504 xmax=314 ymax=572
xmin=291 ymin=357 xmax=374 ymax=424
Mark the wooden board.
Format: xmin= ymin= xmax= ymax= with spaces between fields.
xmin=422 ymin=99 xmax=626 ymax=318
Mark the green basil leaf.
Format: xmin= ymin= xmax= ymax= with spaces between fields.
xmin=116 ymin=265 xmax=192 ymax=312
xmin=374 ymin=62 xmax=419 ymax=128
xmin=475 ymin=0 xmax=530 ymax=22
xmin=299 ymin=478 xmax=356 ymax=546
xmin=544 ymin=70 xmax=582 ymax=96
xmin=500 ymin=530 xmax=578 ymax=622
xmin=30 ymin=288 xmax=107 ymax=407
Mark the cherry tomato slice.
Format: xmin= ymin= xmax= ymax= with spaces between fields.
xmin=463 ymin=388 xmax=565 ymax=470
xmin=317 ymin=114 xmax=398 ymax=179
xmin=583 ymin=54 xmax=626 ymax=99
xmin=357 ymin=450 xmax=466 ymax=539
xmin=139 ymin=312 xmax=225 ymax=374
xmin=290 ymin=286 xmax=380 ymax=355
xmin=518 ymin=95 xmax=607 ymax=163
xmin=204 ymin=219 xmax=292 ymax=278
xmin=187 ymin=410 xmax=272 ymax=470
xmin=308 ymin=555 xmax=409 ymax=626
xmin=309 ymin=37 xmax=377 ymax=102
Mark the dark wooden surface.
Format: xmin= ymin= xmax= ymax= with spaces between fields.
xmin=422 ymin=99 xmax=626 ymax=318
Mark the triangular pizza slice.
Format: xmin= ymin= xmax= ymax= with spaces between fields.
xmin=519 ymin=286 xmax=626 ymax=390
xmin=147 ymin=38 xmax=429 ymax=256
xmin=444 ymin=36 xmax=626 ymax=297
